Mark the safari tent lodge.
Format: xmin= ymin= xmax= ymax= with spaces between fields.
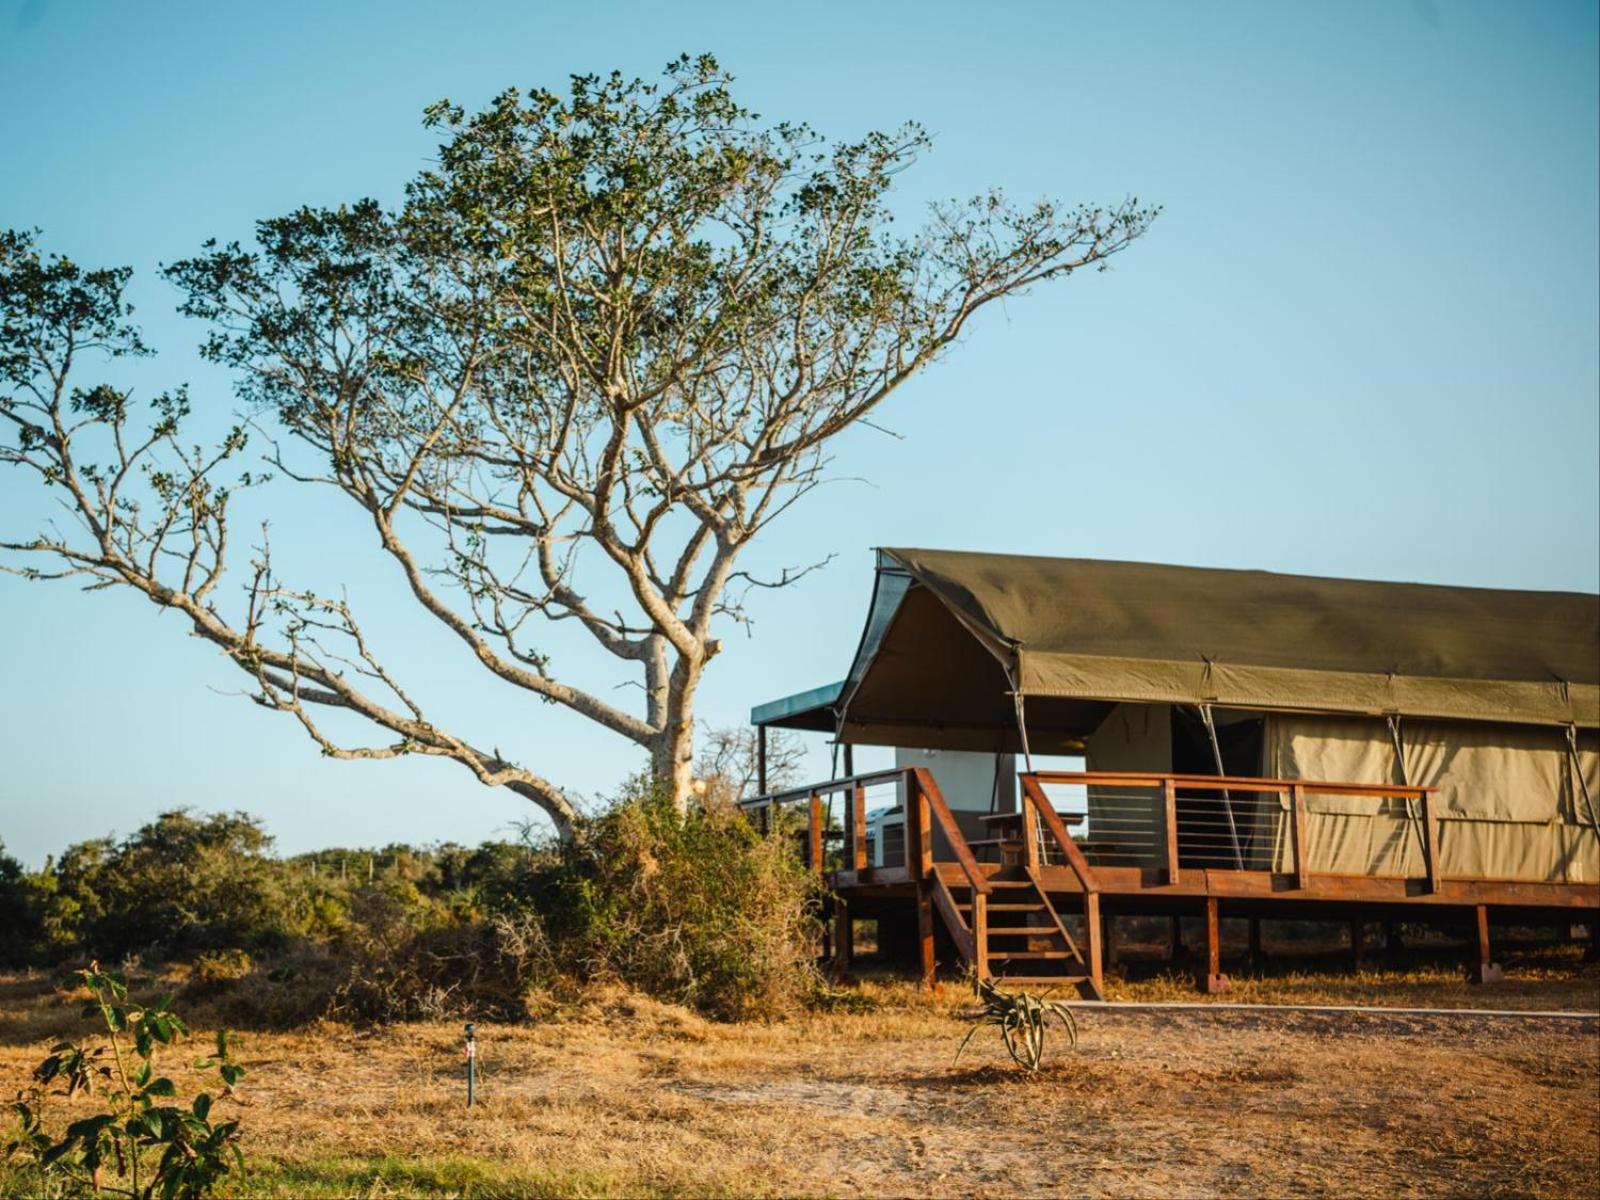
xmin=744 ymin=549 xmax=1600 ymax=995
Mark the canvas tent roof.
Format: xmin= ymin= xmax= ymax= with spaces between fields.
xmin=758 ymin=549 xmax=1600 ymax=748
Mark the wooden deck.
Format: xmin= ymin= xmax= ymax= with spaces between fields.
xmin=745 ymin=768 xmax=1600 ymax=997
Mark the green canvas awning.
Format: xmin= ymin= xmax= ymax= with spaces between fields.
xmin=824 ymin=549 xmax=1599 ymax=747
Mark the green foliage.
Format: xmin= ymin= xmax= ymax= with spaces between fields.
xmin=955 ymin=980 xmax=1079 ymax=1074
xmin=9 ymin=787 xmax=826 ymax=1024
xmin=0 ymin=840 xmax=40 ymax=967
xmin=5 ymin=963 xmax=245 ymax=1198
xmin=34 ymin=812 xmax=292 ymax=964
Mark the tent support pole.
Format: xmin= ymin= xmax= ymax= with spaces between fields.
xmin=1387 ymin=715 xmax=1430 ymax=867
xmin=1198 ymin=704 xmax=1246 ymax=870
xmin=757 ymin=725 xmax=768 ymax=795
xmin=1010 ymin=684 xmax=1035 ymax=773
xmin=1566 ymin=725 xmax=1598 ymax=831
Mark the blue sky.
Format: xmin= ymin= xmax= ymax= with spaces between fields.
xmin=1 ymin=0 xmax=1596 ymax=866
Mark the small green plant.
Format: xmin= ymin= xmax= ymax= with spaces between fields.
xmin=955 ymin=979 xmax=1079 ymax=1074
xmin=5 ymin=962 xmax=245 ymax=1198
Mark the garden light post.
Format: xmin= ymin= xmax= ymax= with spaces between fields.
xmin=465 ymin=1023 xmax=476 ymax=1107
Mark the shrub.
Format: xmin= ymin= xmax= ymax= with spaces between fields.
xmin=535 ymin=779 xmax=826 ymax=1020
xmin=12 ymin=786 xmax=828 ymax=1026
xmin=37 ymin=812 xmax=293 ymax=963
xmin=0 ymin=840 xmax=40 ymax=967
xmin=191 ymin=949 xmax=253 ymax=985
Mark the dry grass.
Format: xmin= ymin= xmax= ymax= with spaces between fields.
xmin=1 ymin=963 xmax=1596 ymax=1198
xmin=1101 ymin=931 xmax=1600 ymax=1011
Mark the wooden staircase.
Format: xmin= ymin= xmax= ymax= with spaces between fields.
xmin=938 ymin=866 xmax=1102 ymax=997
xmin=910 ymin=768 xmax=1105 ymax=1000
xmin=774 ymin=763 xmax=1106 ymax=999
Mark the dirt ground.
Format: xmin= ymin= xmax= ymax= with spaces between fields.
xmin=2 ymin=964 xmax=1597 ymax=1198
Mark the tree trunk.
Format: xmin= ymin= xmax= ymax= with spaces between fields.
xmin=653 ymin=657 xmax=705 ymax=815
xmin=651 ymin=720 xmax=696 ymax=815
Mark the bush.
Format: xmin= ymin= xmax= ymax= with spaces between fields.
xmin=192 ymin=948 xmax=253 ymax=985
xmin=37 ymin=811 xmax=293 ymax=963
xmin=534 ymin=779 xmax=825 ymax=1020
xmin=0 ymin=840 xmax=39 ymax=967
xmin=10 ymin=785 xmax=828 ymax=1026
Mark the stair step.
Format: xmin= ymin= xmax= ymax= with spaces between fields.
xmin=987 ymin=950 xmax=1074 ymax=960
xmin=985 ymin=974 xmax=1091 ymax=987
xmin=986 ymin=925 xmax=1066 ymax=936
xmin=987 ymin=880 xmax=1038 ymax=889
xmin=955 ymin=902 xmax=1044 ymax=912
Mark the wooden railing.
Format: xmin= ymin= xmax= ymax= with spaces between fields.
xmin=742 ymin=767 xmax=991 ymax=892
xmin=741 ymin=768 xmax=906 ymax=874
xmin=742 ymin=766 xmax=994 ymax=976
xmin=1019 ymin=771 xmax=1441 ymax=892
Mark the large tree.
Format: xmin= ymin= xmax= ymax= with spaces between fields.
xmin=0 ymin=56 xmax=1156 ymax=837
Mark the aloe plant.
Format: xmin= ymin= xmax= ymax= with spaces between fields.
xmin=955 ymin=979 xmax=1078 ymax=1073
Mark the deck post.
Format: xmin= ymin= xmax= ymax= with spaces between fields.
xmin=1420 ymin=788 xmax=1442 ymax=893
xmin=1201 ymin=896 xmax=1230 ymax=993
xmin=916 ymin=880 xmax=936 ymax=989
xmin=1163 ymin=778 xmax=1180 ymax=884
xmin=1021 ymin=790 xmax=1039 ymax=872
xmin=1248 ymin=917 xmax=1263 ymax=967
xmin=808 ymin=794 xmax=824 ymax=875
xmin=1084 ymin=890 xmax=1104 ymax=998
xmin=913 ymin=776 xmax=934 ymax=879
xmin=1350 ymin=919 xmax=1365 ymax=969
xmin=834 ymin=897 xmax=852 ymax=971
xmin=851 ymin=783 xmax=868 ymax=872
xmin=1470 ymin=904 xmax=1504 ymax=984
xmin=1169 ymin=915 xmax=1185 ymax=962
xmin=1290 ymin=784 xmax=1309 ymax=889
xmin=1102 ymin=913 xmax=1117 ymax=970
xmin=972 ymin=891 xmax=989 ymax=984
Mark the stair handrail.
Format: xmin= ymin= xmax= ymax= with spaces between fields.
xmin=1019 ymin=773 xmax=1100 ymax=895
xmin=909 ymin=767 xmax=992 ymax=896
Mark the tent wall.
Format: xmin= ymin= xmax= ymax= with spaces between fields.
xmin=1267 ymin=716 xmax=1599 ymax=883
xmin=1082 ymin=704 xmax=1171 ymax=868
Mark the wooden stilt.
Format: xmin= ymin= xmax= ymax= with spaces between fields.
xmin=834 ymin=897 xmax=853 ymax=972
xmin=1350 ymin=918 xmax=1365 ymax=969
xmin=1084 ymin=890 xmax=1105 ymax=999
xmin=1587 ymin=922 xmax=1600 ymax=964
xmin=916 ymin=881 xmax=936 ymax=990
xmin=1202 ymin=897 xmax=1230 ymax=993
xmin=1169 ymin=915 xmax=1184 ymax=962
xmin=1248 ymin=917 xmax=1263 ymax=967
xmin=1102 ymin=913 xmax=1117 ymax=969
xmin=1470 ymin=904 xmax=1503 ymax=984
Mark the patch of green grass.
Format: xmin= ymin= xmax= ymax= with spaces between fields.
xmin=0 ymin=1153 xmax=698 ymax=1199
xmin=229 ymin=1154 xmax=682 ymax=1199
